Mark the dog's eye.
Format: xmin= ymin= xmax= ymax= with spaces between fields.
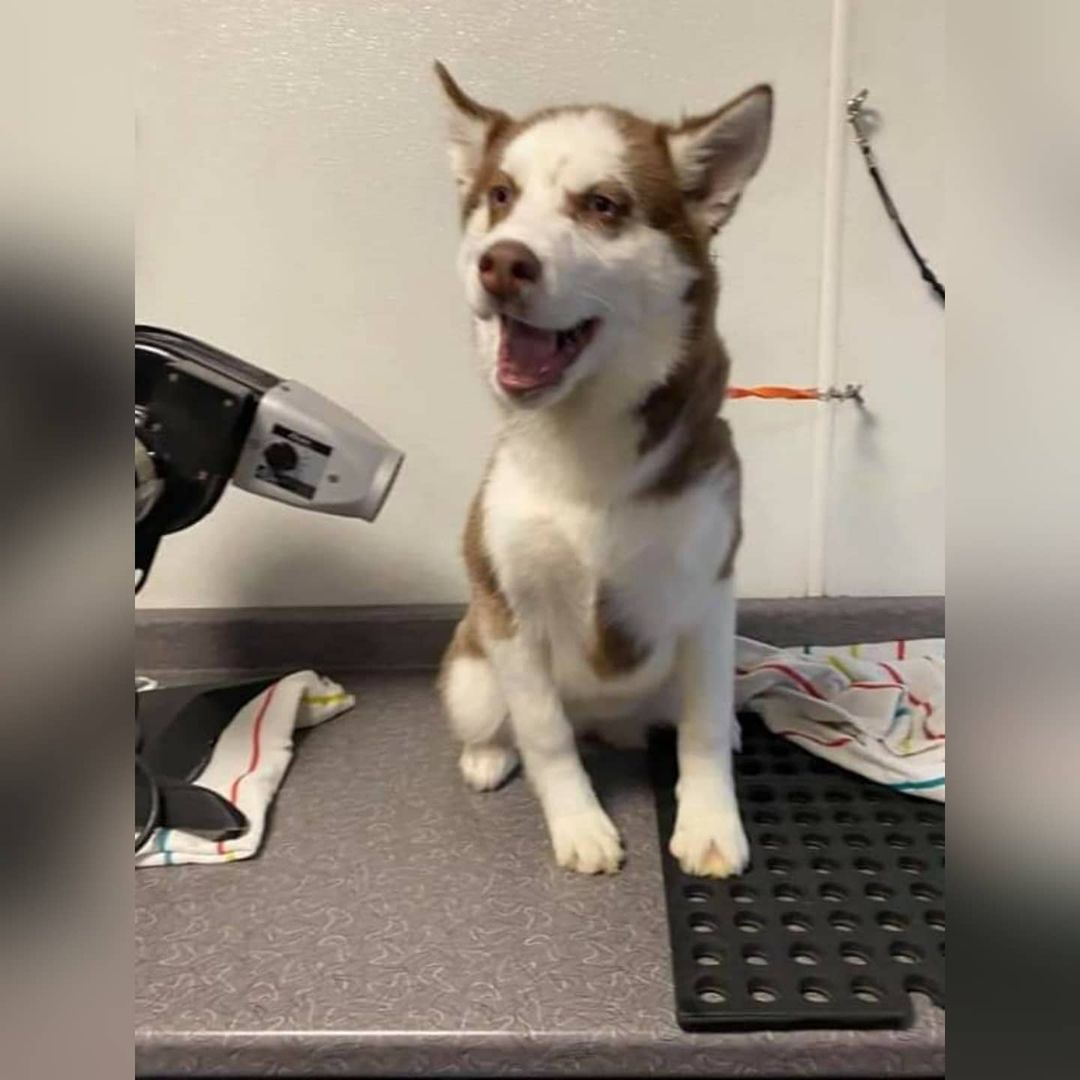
xmin=489 ymin=184 xmax=512 ymax=207
xmin=587 ymin=192 xmax=621 ymax=219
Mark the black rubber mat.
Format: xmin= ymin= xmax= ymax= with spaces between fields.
xmin=649 ymin=718 xmax=945 ymax=1031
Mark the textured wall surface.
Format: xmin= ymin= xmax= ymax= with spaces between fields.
xmin=136 ymin=0 xmax=943 ymax=607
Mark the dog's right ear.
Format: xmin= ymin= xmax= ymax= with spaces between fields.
xmin=434 ymin=62 xmax=509 ymax=190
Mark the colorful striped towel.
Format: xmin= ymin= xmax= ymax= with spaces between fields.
xmin=135 ymin=671 xmax=355 ymax=867
xmin=735 ymin=638 xmax=945 ymax=801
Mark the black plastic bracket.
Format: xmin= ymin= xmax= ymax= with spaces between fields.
xmin=136 ymin=678 xmax=279 ymax=841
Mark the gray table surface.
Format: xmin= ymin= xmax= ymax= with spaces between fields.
xmin=136 ymin=670 xmax=945 ymax=1077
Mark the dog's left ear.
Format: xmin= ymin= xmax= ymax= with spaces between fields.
xmin=666 ymin=85 xmax=773 ymax=232
xmin=434 ymin=61 xmax=510 ymax=190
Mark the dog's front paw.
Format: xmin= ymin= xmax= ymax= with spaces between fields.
xmin=459 ymin=743 xmax=519 ymax=791
xmin=549 ymin=806 xmax=624 ymax=874
xmin=670 ymin=804 xmax=750 ymax=878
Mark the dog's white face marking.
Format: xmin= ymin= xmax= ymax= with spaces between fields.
xmin=503 ymin=111 xmax=627 ymax=205
xmin=455 ymin=109 xmax=698 ymax=409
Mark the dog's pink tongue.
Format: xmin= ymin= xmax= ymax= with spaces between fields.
xmin=498 ymin=320 xmax=564 ymax=390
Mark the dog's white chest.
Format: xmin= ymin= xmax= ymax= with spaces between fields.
xmin=484 ymin=458 xmax=601 ymax=635
xmin=484 ymin=449 xmax=736 ymax=701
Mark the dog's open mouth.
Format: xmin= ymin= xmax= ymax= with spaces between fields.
xmin=496 ymin=315 xmax=600 ymax=397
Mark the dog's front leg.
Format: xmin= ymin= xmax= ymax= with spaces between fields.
xmin=670 ymin=578 xmax=750 ymax=878
xmin=488 ymin=633 xmax=623 ymax=874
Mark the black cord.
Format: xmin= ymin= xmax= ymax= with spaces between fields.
xmin=847 ymin=91 xmax=945 ymax=305
xmin=135 ymin=751 xmax=161 ymax=853
xmin=855 ymin=142 xmax=945 ymax=303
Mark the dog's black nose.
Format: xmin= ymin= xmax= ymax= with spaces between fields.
xmin=478 ymin=241 xmax=541 ymax=301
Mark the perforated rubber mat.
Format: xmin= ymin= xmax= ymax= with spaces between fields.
xmin=649 ymin=718 xmax=945 ymax=1031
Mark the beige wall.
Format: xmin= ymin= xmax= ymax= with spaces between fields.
xmin=136 ymin=0 xmax=943 ymax=608
xmin=825 ymin=0 xmax=945 ymax=594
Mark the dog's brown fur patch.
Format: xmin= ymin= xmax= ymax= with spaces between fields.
xmin=588 ymin=584 xmax=650 ymax=677
xmin=614 ymin=111 xmax=710 ymax=270
xmin=610 ymin=112 xmax=738 ymax=502
xmin=637 ymin=333 xmax=737 ymax=497
xmin=461 ymin=121 xmax=521 ymax=226
xmin=445 ymin=606 xmax=485 ymax=659
xmin=717 ymin=492 xmax=743 ymax=580
xmin=462 ymin=486 xmax=516 ymax=640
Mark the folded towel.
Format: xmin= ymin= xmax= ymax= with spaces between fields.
xmin=135 ymin=671 xmax=354 ymax=867
xmin=735 ymin=637 xmax=945 ymax=801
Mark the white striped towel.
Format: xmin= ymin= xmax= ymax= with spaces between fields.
xmin=735 ymin=637 xmax=945 ymax=800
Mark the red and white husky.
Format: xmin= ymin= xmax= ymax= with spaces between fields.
xmin=435 ymin=64 xmax=773 ymax=877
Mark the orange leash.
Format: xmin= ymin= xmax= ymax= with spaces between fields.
xmin=727 ymin=383 xmax=865 ymax=403
xmin=728 ymin=385 xmax=819 ymax=400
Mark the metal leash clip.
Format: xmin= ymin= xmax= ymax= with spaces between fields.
xmin=846 ymin=88 xmax=873 ymax=148
xmin=820 ymin=383 xmax=865 ymax=405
